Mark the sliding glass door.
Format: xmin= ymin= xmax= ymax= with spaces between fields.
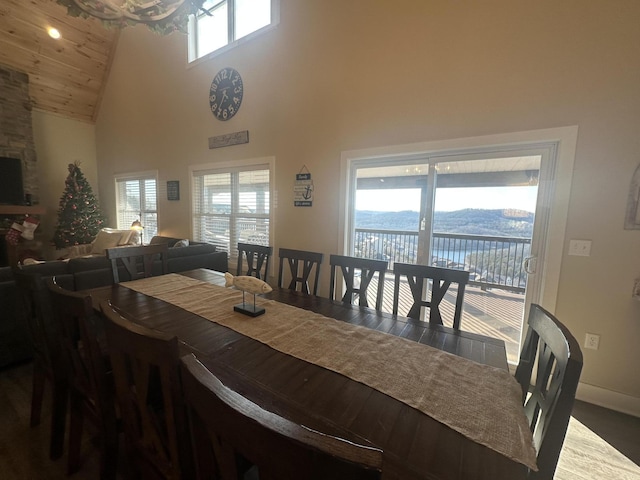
xmin=346 ymin=147 xmax=553 ymax=364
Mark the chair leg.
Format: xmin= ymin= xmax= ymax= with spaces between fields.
xmin=99 ymin=416 xmax=119 ymax=480
xmin=30 ymin=363 xmax=46 ymax=428
xmin=49 ymin=380 xmax=68 ymax=460
xmin=99 ymin=435 xmax=119 ymax=480
xmin=67 ymin=391 xmax=84 ymax=474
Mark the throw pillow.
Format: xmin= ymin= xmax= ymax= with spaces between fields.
xmin=149 ymin=236 xmax=170 ymax=246
xmin=118 ymin=230 xmax=135 ymax=245
xmin=91 ymin=229 xmax=125 ymax=254
xmin=172 ymin=239 xmax=189 ymax=248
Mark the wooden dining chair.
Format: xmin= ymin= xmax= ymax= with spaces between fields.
xmin=99 ymin=300 xmax=193 ymax=480
xmin=277 ymin=247 xmax=324 ymax=295
xmin=12 ymin=269 xmax=68 ymax=461
xmin=237 ymin=242 xmax=273 ymax=280
xmin=180 ymin=353 xmax=383 ymax=480
xmin=329 ymin=254 xmax=387 ymax=311
xmin=515 ymin=304 xmax=583 ymax=480
xmin=392 ymin=263 xmax=470 ymax=329
xmin=47 ymin=278 xmax=119 ymax=480
xmin=105 ymin=243 xmax=169 ymax=283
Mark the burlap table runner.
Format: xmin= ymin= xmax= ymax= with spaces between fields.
xmin=123 ymin=274 xmax=537 ymax=470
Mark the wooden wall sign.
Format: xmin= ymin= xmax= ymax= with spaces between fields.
xmin=625 ymin=163 xmax=640 ymax=229
xmin=294 ymin=166 xmax=313 ymax=207
xmin=208 ymin=130 xmax=249 ymax=149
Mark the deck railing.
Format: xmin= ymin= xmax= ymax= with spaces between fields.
xmin=354 ymin=228 xmax=531 ymax=293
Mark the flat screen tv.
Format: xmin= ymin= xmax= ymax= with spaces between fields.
xmin=0 ymin=157 xmax=25 ymax=205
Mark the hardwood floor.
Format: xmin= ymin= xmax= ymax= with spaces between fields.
xmin=1 ymin=361 xmax=638 ymax=479
xmin=0 ymin=362 xmax=124 ymax=480
xmin=555 ymin=400 xmax=640 ymax=480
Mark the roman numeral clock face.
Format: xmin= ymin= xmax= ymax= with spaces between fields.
xmin=209 ymin=67 xmax=243 ymax=121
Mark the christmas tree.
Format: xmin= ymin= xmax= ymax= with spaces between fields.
xmin=52 ymin=162 xmax=106 ymax=248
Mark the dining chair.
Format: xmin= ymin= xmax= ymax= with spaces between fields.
xmin=180 ymin=353 xmax=383 ymax=480
xmin=99 ymin=300 xmax=193 ymax=480
xmin=47 ymin=278 xmax=119 ymax=480
xmin=515 ymin=304 xmax=583 ymax=480
xmin=12 ymin=269 xmax=68 ymax=461
xmin=105 ymin=243 xmax=168 ymax=283
xmin=329 ymin=254 xmax=387 ymax=311
xmin=236 ymin=242 xmax=273 ymax=280
xmin=391 ymin=263 xmax=470 ymax=329
xmin=277 ymin=247 xmax=324 ymax=295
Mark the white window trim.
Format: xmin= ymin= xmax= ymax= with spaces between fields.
xmin=189 ymin=156 xmax=276 ymax=261
xmin=114 ymin=170 xmax=158 ymax=183
xmin=187 ymin=0 xmax=280 ymax=67
xmin=339 ymin=127 xmax=578 ymax=315
xmin=114 ymin=170 xmax=159 ymax=241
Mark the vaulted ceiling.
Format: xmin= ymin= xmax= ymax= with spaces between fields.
xmin=0 ymin=0 xmax=119 ymax=123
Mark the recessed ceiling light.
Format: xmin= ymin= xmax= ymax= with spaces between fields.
xmin=47 ymin=27 xmax=61 ymax=39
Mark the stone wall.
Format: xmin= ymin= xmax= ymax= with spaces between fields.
xmin=0 ymin=64 xmax=38 ymax=202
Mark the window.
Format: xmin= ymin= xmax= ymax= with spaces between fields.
xmin=192 ymin=161 xmax=271 ymax=258
xmin=188 ymin=0 xmax=278 ymax=62
xmin=115 ymin=173 xmax=158 ymax=244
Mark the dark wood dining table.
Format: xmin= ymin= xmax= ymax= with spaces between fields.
xmin=86 ymin=268 xmax=529 ymax=480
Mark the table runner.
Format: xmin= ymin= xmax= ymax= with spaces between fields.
xmin=123 ymin=274 xmax=537 ymax=470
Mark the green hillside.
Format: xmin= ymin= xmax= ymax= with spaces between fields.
xmin=355 ymin=208 xmax=533 ymax=238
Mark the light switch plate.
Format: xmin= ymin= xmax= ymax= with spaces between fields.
xmin=568 ymin=239 xmax=592 ymax=256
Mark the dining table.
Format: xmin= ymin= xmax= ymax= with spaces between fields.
xmin=85 ymin=268 xmax=535 ymax=480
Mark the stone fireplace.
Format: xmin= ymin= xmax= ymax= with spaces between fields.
xmin=0 ymin=65 xmax=38 ymax=198
xmin=0 ymin=64 xmax=43 ymax=266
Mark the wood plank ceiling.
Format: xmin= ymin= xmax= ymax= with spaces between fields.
xmin=0 ymin=0 xmax=119 ymax=123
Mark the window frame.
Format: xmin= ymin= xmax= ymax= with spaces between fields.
xmin=187 ymin=0 xmax=280 ymax=64
xmin=114 ymin=171 xmax=159 ymax=244
xmin=190 ymin=157 xmax=275 ymax=263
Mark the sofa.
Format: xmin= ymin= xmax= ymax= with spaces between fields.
xmin=0 ymin=236 xmax=228 ymax=368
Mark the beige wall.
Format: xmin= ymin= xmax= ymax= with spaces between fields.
xmin=32 ymin=110 xmax=101 ymax=260
xmin=95 ymin=0 xmax=640 ymax=409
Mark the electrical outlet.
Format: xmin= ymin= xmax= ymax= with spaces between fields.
xmin=584 ymin=333 xmax=600 ymax=350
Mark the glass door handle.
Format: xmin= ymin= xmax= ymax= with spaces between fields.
xmin=523 ymin=256 xmax=536 ymax=274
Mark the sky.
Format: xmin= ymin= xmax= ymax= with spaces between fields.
xmin=356 ymin=186 xmax=539 ymax=213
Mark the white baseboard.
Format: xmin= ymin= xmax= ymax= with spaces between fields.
xmin=576 ymin=382 xmax=640 ymax=417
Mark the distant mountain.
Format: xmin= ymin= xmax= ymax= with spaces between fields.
xmin=355 ymin=208 xmax=534 ymax=238
xmin=356 ymin=210 xmax=419 ymax=231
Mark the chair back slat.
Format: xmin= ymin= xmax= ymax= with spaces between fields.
xmin=181 ymin=353 xmax=383 ymax=480
xmin=47 ymin=278 xmax=119 ymax=479
xmin=105 ymin=244 xmax=169 ymax=283
xmin=515 ymin=304 xmax=583 ymax=480
xmin=47 ymin=279 xmax=102 ymax=400
xmin=237 ymin=242 xmax=273 ymax=280
xmin=12 ymin=269 xmax=69 ymax=460
xmin=13 ymin=270 xmax=61 ymax=365
xmin=329 ymin=255 xmax=387 ymax=311
xmin=392 ymin=263 xmax=469 ymax=329
xmin=100 ymin=300 xmax=192 ymax=480
xmin=278 ymin=248 xmax=324 ymax=295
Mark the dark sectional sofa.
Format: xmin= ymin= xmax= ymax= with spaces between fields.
xmin=0 ymin=236 xmax=228 ymax=368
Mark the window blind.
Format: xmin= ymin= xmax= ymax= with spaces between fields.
xmin=115 ymin=176 xmax=158 ymax=243
xmin=192 ymin=165 xmax=270 ymax=256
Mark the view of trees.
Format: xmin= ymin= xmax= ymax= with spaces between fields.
xmin=354 ymin=208 xmax=535 ymax=292
xmin=355 ymin=208 xmax=534 ymax=238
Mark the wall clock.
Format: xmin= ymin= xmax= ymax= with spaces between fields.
xmin=209 ymin=67 xmax=243 ymax=121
